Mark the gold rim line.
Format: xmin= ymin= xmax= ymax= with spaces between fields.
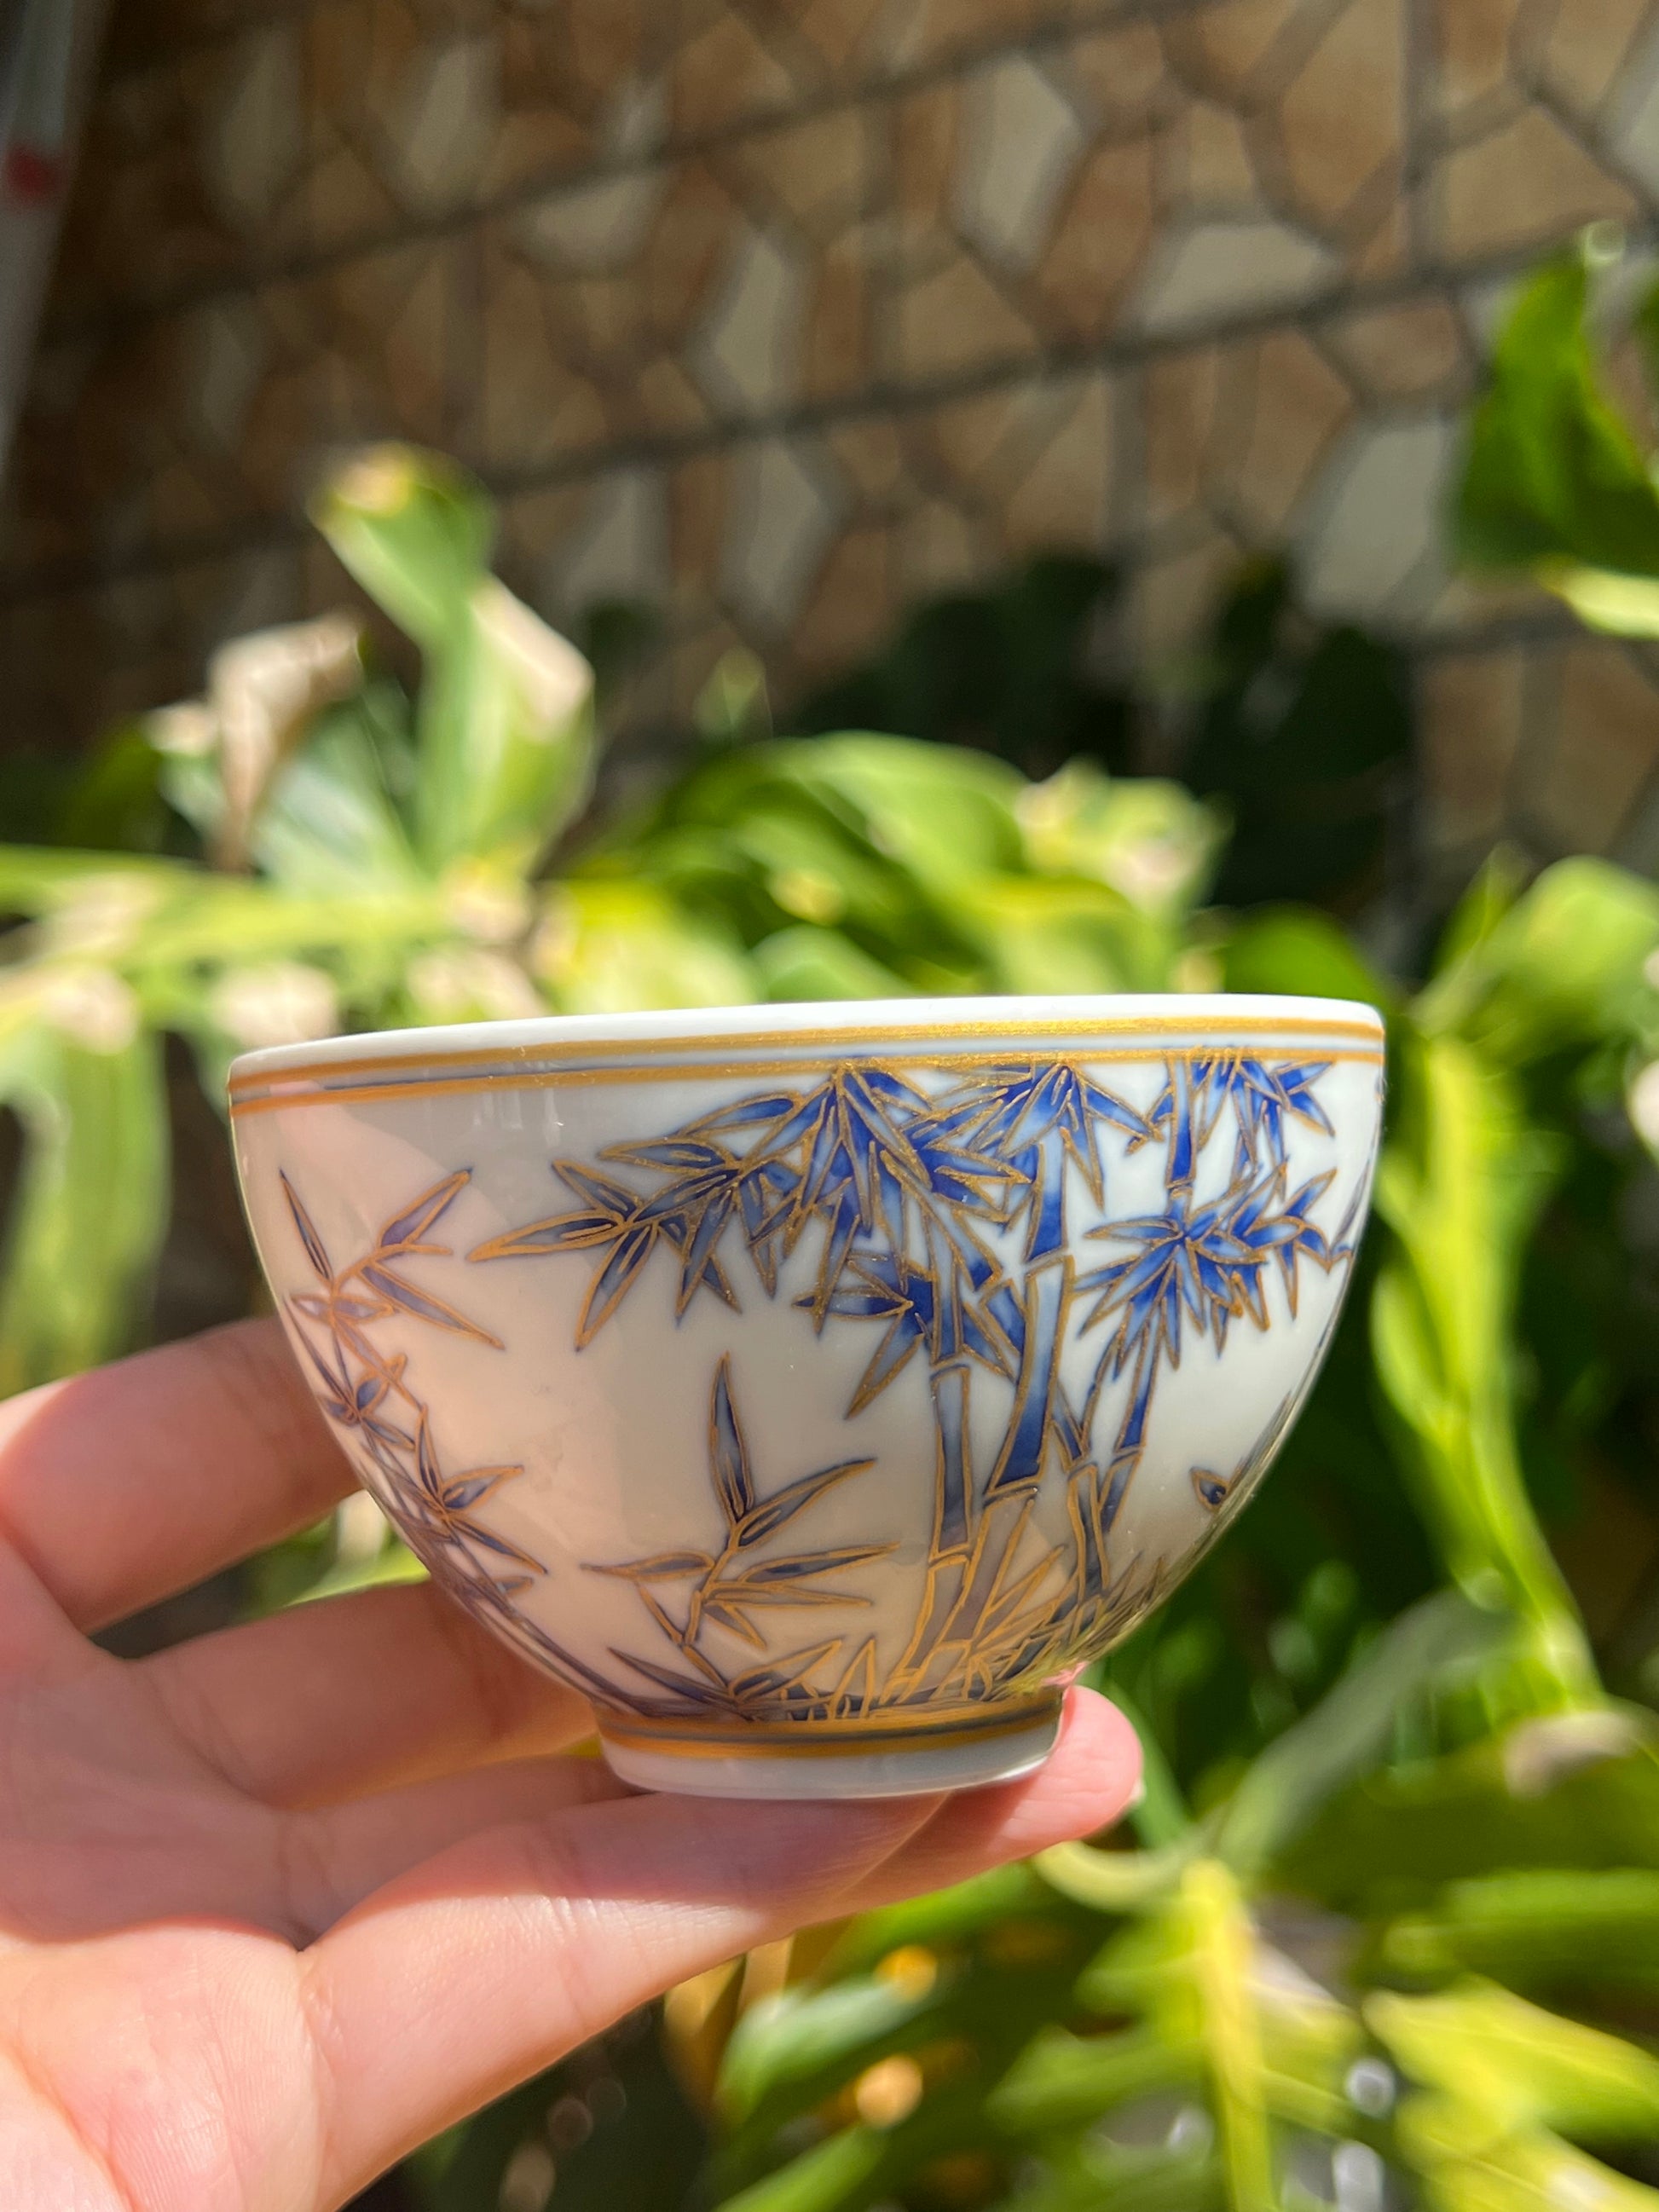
xmin=597 ymin=1696 xmax=1062 ymax=1761
xmin=228 ymin=1008 xmax=1386 ymax=1094
xmin=230 ymin=1042 xmax=1387 ymax=1117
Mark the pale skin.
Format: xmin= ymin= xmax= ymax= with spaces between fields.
xmin=0 ymin=1319 xmax=1142 ymax=2210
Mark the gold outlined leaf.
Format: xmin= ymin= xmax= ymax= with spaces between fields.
xmin=833 ymin=1639 xmax=878 ymax=1717
xmin=358 ymin=1261 xmax=503 ymax=1347
xmin=700 ymin=1598 xmax=770 ymax=1648
xmin=441 ymin=1464 xmax=520 ymax=1511
xmin=470 ymin=1212 xmax=621 ymax=1260
xmin=726 ymin=1544 xmax=893 ymax=1589
xmin=708 ymin=1357 xmax=756 ymax=1528
xmin=280 ymin=1170 xmax=332 ymax=1280
xmin=591 ymin=1550 xmax=714 ymax=1582
xmin=614 ymin=1647 xmax=733 ymax=1707
xmin=378 ymin=1170 xmax=471 ymax=1255
xmin=575 ymin=1225 xmax=656 ymax=1346
xmin=733 ymin=1457 xmax=876 ymax=1549
xmin=729 ymin=1641 xmax=842 ymax=1707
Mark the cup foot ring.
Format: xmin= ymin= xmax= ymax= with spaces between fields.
xmin=595 ymin=1697 xmax=1063 ymax=1800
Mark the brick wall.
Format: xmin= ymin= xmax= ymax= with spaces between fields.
xmin=5 ymin=0 xmax=1659 ymax=894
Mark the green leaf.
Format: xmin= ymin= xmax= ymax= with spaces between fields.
xmin=1079 ymin=1864 xmax=1276 ymax=2212
xmin=1418 ymin=858 xmax=1659 ymax=1064
xmin=1282 ymin=1710 xmax=1659 ymax=1909
xmin=1211 ymin=1591 xmax=1517 ymax=1880
xmin=1221 ymin=905 xmax=1392 ymax=1009
xmin=1369 ymin=1978 xmax=1659 ymax=2141
xmin=968 ymin=874 xmax=1171 ymax=994
xmin=712 ymin=2072 xmax=1023 ymax=2212
xmin=425 ymin=576 xmax=597 ymax=872
xmin=289 ymin=1535 xmax=428 ymax=1605
xmin=768 ymin=734 xmax=1026 ymax=888
xmin=989 ymin=2024 xmax=1196 ymax=2134
xmin=694 ymin=645 xmax=771 ymax=748
xmin=1018 ymin=760 xmax=1224 ymax=922
xmin=313 ymin=445 xmax=597 ymax=872
xmin=539 ymin=882 xmax=762 ymax=1013
xmin=0 ymin=1020 xmax=169 ymax=1392
xmin=999 ymin=2140 xmax=1223 ymax=2212
xmin=751 ymin=925 xmax=915 ymax=1002
xmin=718 ymin=1979 xmax=937 ymax=2130
xmin=709 ymin=2122 xmax=898 ymax=2212
xmin=1543 ymin=560 xmax=1659 ymax=635
xmin=1376 ymin=1867 xmax=1659 ymax=1995
xmin=1037 ymin=1839 xmax=1194 ymax=1915
xmin=1370 ymin=1026 xmax=1594 ymax=1695
xmin=312 ymin=446 xmax=494 ymax=652
xmin=822 ymin=1863 xmax=1070 ymax=1974
xmin=251 ymin=702 xmax=425 ymax=895
xmin=1178 ymin=1868 xmax=1279 ymax=2208
xmin=127 ymin=879 xmax=442 ymax=973
xmin=1398 ymin=2101 xmax=1659 ymax=2211
xmin=1455 ymin=246 xmax=1659 ymax=585
xmin=598 ymin=741 xmax=991 ymax=989
xmin=55 ymin=725 xmax=177 ymax=855
xmin=716 ymin=1950 xmax=1092 ymax=2192
xmin=148 ymin=615 xmax=367 ymax=869
xmin=1429 ymin=847 xmax=1529 ymax=981
xmin=1116 ymin=1682 xmax=1198 ymax=1851
xmin=0 ymin=848 xmax=186 ymax=916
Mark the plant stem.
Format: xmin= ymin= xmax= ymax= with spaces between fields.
xmin=1183 ymin=1861 xmax=1276 ymax=2212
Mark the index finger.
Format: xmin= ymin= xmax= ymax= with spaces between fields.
xmin=0 ymin=1317 xmax=351 ymax=1632
xmin=300 ymin=1690 xmax=1141 ymax=2202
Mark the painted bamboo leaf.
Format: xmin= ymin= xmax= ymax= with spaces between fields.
xmin=357 ymin=1260 xmax=504 ymax=1345
xmin=377 ymin=1169 xmax=471 ymax=1254
xmin=733 ymin=1461 xmax=878 ymax=1549
xmin=281 ymin=1168 xmax=333 ymax=1281
xmin=709 ymin=1356 xmax=757 ymax=1529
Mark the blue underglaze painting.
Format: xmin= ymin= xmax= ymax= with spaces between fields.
xmin=280 ymin=1049 xmax=1362 ymax=1723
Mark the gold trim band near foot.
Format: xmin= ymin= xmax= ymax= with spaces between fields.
xmin=597 ymin=1695 xmax=1061 ymax=1763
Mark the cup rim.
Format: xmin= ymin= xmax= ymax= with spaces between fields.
xmin=228 ymin=991 xmax=1384 ymax=1083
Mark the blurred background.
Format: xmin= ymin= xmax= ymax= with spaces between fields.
xmin=7 ymin=0 xmax=1659 ymax=914
xmin=10 ymin=5 xmax=1659 ymax=2211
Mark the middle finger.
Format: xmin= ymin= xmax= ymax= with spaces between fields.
xmin=139 ymin=1579 xmax=595 ymax=1808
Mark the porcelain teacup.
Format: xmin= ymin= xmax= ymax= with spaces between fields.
xmin=231 ymin=994 xmax=1384 ymax=1799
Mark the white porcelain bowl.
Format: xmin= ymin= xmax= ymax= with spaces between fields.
xmin=231 ymin=996 xmax=1384 ymax=1799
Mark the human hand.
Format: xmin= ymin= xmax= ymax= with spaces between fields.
xmin=0 ymin=1320 xmax=1140 ymax=2209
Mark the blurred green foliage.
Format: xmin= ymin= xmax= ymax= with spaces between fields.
xmin=7 ymin=228 xmax=1659 ymax=2209
xmin=793 ymin=551 xmax=1413 ymax=915
xmin=1174 ymin=559 xmax=1413 ymax=914
xmin=795 ymin=554 xmax=1134 ymax=783
xmin=1456 ymin=228 xmax=1659 ymax=638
